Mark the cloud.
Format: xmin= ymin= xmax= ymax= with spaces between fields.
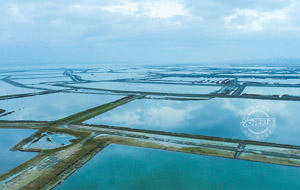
xmin=224 ymin=7 xmax=288 ymax=31
xmin=0 ymin=0 xmax=192 ymax=48
xmin=102 ymin=0 xmax=189 ymax=19
xmin=1 ymin=0 xmax=300 ymax=62
xmin=67 ymin=0 xmax=190 ymax=20
xmin=9 ymin=6 xmax=25 ymax=21
xmin=224 ymin=0 xmax=300 ymax=32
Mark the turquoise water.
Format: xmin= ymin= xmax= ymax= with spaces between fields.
xmin=57 ymin=144 xmax=300 ymax=189
xmin=85 ymin=98 xmax=300 ymax=145
xmin=0 ymin=129 xmax=37 ymax=174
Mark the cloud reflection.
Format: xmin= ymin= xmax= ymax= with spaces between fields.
xmin=88 ymin=98 xmax=300 ymax=145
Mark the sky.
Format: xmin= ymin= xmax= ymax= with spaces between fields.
xmin=0 ymin=0 xmax=300 ymax=64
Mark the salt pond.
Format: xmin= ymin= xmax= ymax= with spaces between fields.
xmin=0 ymin=81 xmax=39 ymax=96
xmin=57 ymin=144 xmax=300 ymax=190
xmin=85 ymin=98 xmax=300 ymax=145
xmin=0 ymin=129 xmax=37 ymax=174
xmin=23 ymin=132 xmax=76 ymax=150
xmin=0 ymin=93 xmax=122 ymax=121
xmin=71 ymin=82 xmax=221 ymax=94
xmin=76 ymin=72 xmax=144 ymax=81
xmin=13 ymin=77 xmax=71 ymax=85
xmin=239 ymin=78 xmax=300 ymax=85
xmin=243 ymin=86 xmax=300 ymax=96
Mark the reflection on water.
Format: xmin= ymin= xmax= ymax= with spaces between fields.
xmin=57 ymin=144 xmax=300 ymax=190
xmin=86 ymin=98 xmax=300 ymax=145
xmin=0 ymin=93 xmax=122 ymax=121
xmin=0 ymin=129 xmax=37 ymax=174
xmin=0 ymin=81 xmax=38 ymax=96
xmin=71 ymin=82 xmax=221 ymax=94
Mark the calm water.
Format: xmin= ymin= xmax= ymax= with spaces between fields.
xmin=0 ymin=81 xmax=39 ymax=96
xmin=57 ymin=144 xmax=300 ymax=190
xmin=0 ymin=93 xmax=122 ymax=121
xmin=0 ymin=129 xmax=37 ymax=174
xmin=72 ymin=82 xmax=221 ymax=94
xmin=85 ymin=98 xmax=300 ymax=145
xmin=243 ymin=86 xmax=300 ymax=96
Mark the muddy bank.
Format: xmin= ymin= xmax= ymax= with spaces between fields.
xmin=0 ymin=109 xmax=5 ymax=114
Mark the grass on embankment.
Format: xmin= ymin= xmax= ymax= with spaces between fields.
xmin=51 ymin=95 xmax=139 ymax=125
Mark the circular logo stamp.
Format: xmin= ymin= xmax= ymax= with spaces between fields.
xmin=240 ymin=106 xmax=276 ymax=140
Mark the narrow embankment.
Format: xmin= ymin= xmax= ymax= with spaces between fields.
xmin=231 ymin=84 xmax=246 ymax=96
xmin=52 ymin=95 xmax=142 ymax=125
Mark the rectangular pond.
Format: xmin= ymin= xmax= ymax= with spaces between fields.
xmin=0 ymin=81 xmax=39 ymax=96
xmin=155 ymin=77 xmax=234 ymax=84
xmin=13 ymin=77 xmax=71 ymax=85
xmin=0 ymin=129 xmax=37 ymax=175
xmin=56 ymin=144 xmax=300 ymax=190
xmin=71 ymin=82 xmax=221 ymax=94
xmin=239 ymin=78 xmax=300 ymax=85
xmin=0 ymin=93 xmax=123 ymax=121
xmin=243 ymin=86 xmax=300 ymax=97
xmin=85 ymin=98 xmax=300 ymax=145
xmin=76 ymin=72 xmax=144 ymax=81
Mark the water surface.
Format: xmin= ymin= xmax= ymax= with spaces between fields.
xmin=71 ymin=82 xmax=221 ymax=94
xmin=57 ymin=144 xmax=300 ymax=190
xmin=0 ymin=93 xmax=122 ymax=121
xmin=85 ymin=98 xmax=300 ymax=145
xmin=243 ymin=86 xmax=300 ymax=96
xmin=0 ymin=129 xmax=37 ymax=174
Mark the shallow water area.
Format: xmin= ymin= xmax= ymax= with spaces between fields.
xmin=0 ymin=129 xmax=37 ymax=174
xmin=0 ymin=81 xmax=39 ymax=96
xmin=56 ymin=144 xmax=300 ymax=190
xmin=85 ymin=98 xmax=300 ymax=145
xmin=0 ymin=93 xmax=123 ymax=121
xmin=71 ymin=82 xmax=221 ymax=94
xmin=23 ymin=132 xmax=77 ymax=150
xmin=243 ymin=86 xmax=300 ymax=96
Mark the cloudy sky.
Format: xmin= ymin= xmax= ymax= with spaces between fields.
xmin=1 ymin=0 xmax=300 ymax=64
